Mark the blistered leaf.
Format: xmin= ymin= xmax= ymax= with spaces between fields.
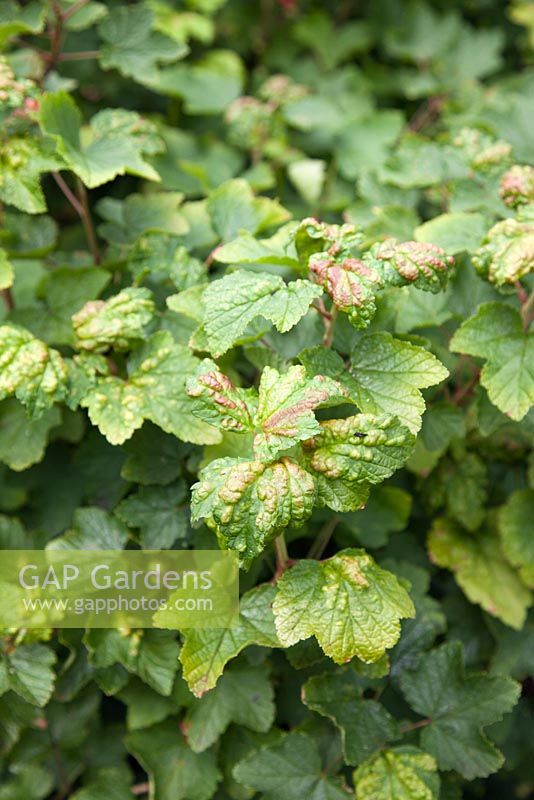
xmin=303 ymin=671 xmax=399 ymax=765
xmin=80 ymin=332 xmax=220 ymax=445
xmin=0 ymin=325 xmax=67 ymax=416
xmin=353 ymin=746 xmax=440 ymax=800
xmin=498 ymin=489 xmax=534 ymax=588
xmin=303 ymin=414 xmax=414 ymax=512
xmin=273 ymin=549 xmax=415 ymax=663
xmin=73 ymin=288 xmax=155 ymax=353
xmin=186 ymin=358 xmax=258 ymax=433
xmin=191 ymin=456 xmax=316 ymax=566
xmin=253 ymin=365 xmax=347 ymax=460
xmin=499 ymin=165 xmax=534 ymax=208
xmin=202 ymin=271 xmax=321 ymax=356
xmin=450 ymin=302 xmax=534 ymax=420
xmin=472 ymin=218 xmax=534 ymax=285
xmin=180 ymin=584 xmax=280 ymax=696
xmin=126 ymin=722 xmax=220 ymax=800
xmin=400 ymin=641 xmax=520 ymax=778
xmin=365 ymin=240 xmax=453 ymax=293
xmin=233 ymin=732 xmax=349 ymax=800
xmin=309 ymin=253 xmax=383 ymax=329
xmin=40 ymin=92 xmax=163 ymax=188
xmin=428 ymin=518 xmax=532 ymax=629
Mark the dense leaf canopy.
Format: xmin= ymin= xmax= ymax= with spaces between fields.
xmin=0 ymin=1 xmax=533 ymax=799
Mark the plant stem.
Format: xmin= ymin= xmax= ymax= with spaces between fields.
xmin=57 ymin=50 xmax=101 ymax=61
xmin=322 ymin=305 xmax=338 ymax=348
xmin=131 ymin=783 xmax=150 ymax=797
xmin=75 ymin=178 xmax=101 ymax=264
xmin=53 ymin=172 xmax=101 ymax=263
xmin=399 ymin=717 xmax=432 ymax=733
xmin=274 ymin=534 xmax=289 ymax=576
xmin=62 ymin=0 xmax=91 ymax=22
xmin=1 ymin=289 xmax=13 ymax=311
xmin=308 ymin=516 xmax=339 ymax=560
xmin=520 ymin=288 xmax=534 ymax=330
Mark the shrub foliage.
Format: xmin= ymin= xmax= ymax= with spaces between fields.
xmin=0 ymin=1 xmax=533 ymax=798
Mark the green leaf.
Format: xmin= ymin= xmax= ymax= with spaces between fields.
xmin=80 ymin=331 xmax=221 ymax=445
xmin=0 ymin=399 xmax=60 ymax=471
xmin=0 ymin=136 xmax=60 ymax=214
xmin=415 ymin=212 xmax=487 ymax=254
xmin=85 ymin=629 xmax=179 ymax=695
xmin=400 ymin=641 xmax=520 ymax=779
xmin=191 ymin=456 xmax=316 ymax=566
xmin=498 ymin=489 xmax=534 ymax=588
xmin=450 ymin=302 xmax=534 ymax=421
xmin=97 ymin=192 xmax=189 ymax=245
xmin=98 ymin=5 xmax=187 ymax=85
xmin=233 ymin=732 xmax=349 ymax=800
xmin=0 ymin=1 xmax=46 ymax=47
xmin=207 ymin=179 xmax=290 ymax=242
xmin=126 ymin=721 xmax=220 ymax=800
xmin=184 ymin=663 xmax=274 ymax=752
xmin=202 ymin=271 xmax=321 ymax=356
xmin=1 ymin=644 xmax=56 ymax=707
xmin=428 ymin=518 xmax=532 ymax=629
xmin=72 ymin=287 xmax=155 ymax=353
xmin=128 ymin=231 xmax=206 ymax=290
xmin=303 ymin=670 xmax=399 ymax=765
xmin=151 ymin=50 xmax=244 ymax=114
xmin=287 ymin=159 xmax=326 ymax=205
xmin=0 ymin=325 xmax=67 ymax=416
xmin=273 ymin=549 xmax=415 ymax=663
xmin=472 ymin=218 xmax=534 ymax=285
xmin=0 ymin=764 xmax=53 ymax=800
xmin=121 ymin=423 xmax=187 ymax=486
xmin=180 ymin=584 xmax=280 ymax=696
xmin=70 ymin=768 xmax=133 ymax=800
xmin=12 ymin=266 xmax=110 ymax=346
xmin=47 ymin=506 xmax=128 ymax=550
xmin=40 ymin=92 xmax=163 ymax=188
xmin=303 ymin=333 xmax=448 ymax=434
xmin=303 ymin=414 xmax=414 ymax=511
xmin=353 ymin=746 xmax=440 ymax=800
xmin=116 ymin=481 xmax=189 ymax=549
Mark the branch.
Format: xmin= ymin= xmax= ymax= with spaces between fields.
xmin=273 ymin=534 xmax=290 ymax=577
xmin=62 ymin=0 xmax=91 ymax=22
xmin=322 ymin=305 xmax=338 ymax=348
xmin=307 ymin=516 xmax=339 ymax=560
xmin=520 ymin=288 xmax=534 ymax=330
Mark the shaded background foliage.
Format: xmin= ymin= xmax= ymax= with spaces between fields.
xmin=0 ymin=1 xmax=533 ymax=799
